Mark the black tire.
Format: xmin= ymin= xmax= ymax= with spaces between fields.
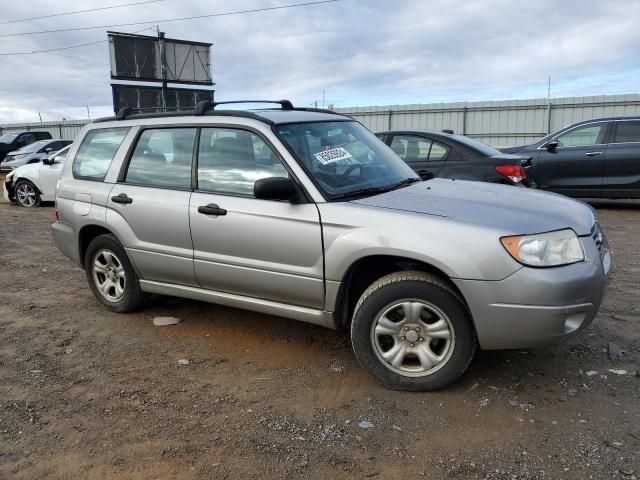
xmin=84 ymin=234 xmax=148 ymax=313
xmin=351 ymin=271 xmax=476 ymax=391
xmin=14 ymin=180 xmax=41 ymax=208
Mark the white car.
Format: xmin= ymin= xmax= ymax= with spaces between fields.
xmin=3 ymin=145 xmax=70 ymax=207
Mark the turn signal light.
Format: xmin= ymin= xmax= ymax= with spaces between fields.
xmin=496 ymin=164 xmax=526 ymax=183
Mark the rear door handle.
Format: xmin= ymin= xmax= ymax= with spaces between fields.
xmin=111 ymin=193 xmax=132 ymax=204
xmin=585 ymin=151 xmax=602 ymax=157
xmin=198 ymin=204 xmax=227 ymax=216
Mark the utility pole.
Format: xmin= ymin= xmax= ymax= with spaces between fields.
xmin=38 ymin=112 xmax=43 ymax=123
xmin=86 ymin=105 xmax=91 ymax=120
xmin=158 ymin=26 xmax=167 ymax=111
xmin=546 ymin=76 xmax=552 ymax=134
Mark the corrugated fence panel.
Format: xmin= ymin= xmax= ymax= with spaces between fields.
xmin=338 ymin=94 xmax=640 ymax=147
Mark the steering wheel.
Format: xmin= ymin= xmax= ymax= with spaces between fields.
xmin=337 ymin=164 xmax=362 ymax=187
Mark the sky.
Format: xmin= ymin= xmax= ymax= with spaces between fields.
xmin=0 ymin=0 xmax=639 ymax=123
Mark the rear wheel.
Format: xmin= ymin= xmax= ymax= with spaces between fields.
xmin=84 ymin=234 xmax=148 ymax=312
xmin=351 ymin=271 xmax=476 ymax=391
xmin=15 ymin=180 xmax=41 ymax=207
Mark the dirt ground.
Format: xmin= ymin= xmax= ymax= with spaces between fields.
xmin=0 ymin=198 xmax=638 ymax=480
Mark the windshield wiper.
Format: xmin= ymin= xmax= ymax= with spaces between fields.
xmin=330 ymin=178 xmax=421 ymax=201
xmin=330 ymin=186 xmax=394 ymax=201
xmin=388 ymin=177 xmax=422 ymax=190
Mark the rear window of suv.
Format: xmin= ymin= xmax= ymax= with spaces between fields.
xmin=72 ymin=128 xmax=129 ymax=181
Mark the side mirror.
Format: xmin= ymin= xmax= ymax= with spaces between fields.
xmin=42 ymin=158 xmax=53 ymax=166
xmin=254 ymin=177 xmax=298 ymax=201
xmin=44 ymin=147 xmax=53 ymax=153
xmin=546 ymin=140 xmax=559 ymax=151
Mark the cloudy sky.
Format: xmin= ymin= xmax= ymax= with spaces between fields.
xmin=0 ymin=0 xmax=639 ymax=123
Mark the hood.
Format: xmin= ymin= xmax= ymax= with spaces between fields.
xmin=351 ymin=179 xmax=595 ymax=236
xmin=11 ymin=162 xmax=41 ymax=177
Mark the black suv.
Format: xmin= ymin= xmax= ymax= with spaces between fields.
xmin=0 ymin=131 xmax=53 ymax=162
xmin=376 ymin=130 xmax=530 ymax=185
xmin=501 ymin=117 xmax=640 ymax=198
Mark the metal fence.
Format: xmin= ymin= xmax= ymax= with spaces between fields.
xmin=336 ymin=94 xmax=640 ymax=147
xmin=0 ymin=120 xmax=88 ymax=141
xmin=2 ymin=94 xmax=640 ymax=147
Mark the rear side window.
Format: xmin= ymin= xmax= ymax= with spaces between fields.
xmin=73 ymin=128 xmax=129 ymax=181
xmin=124 ymin=128 xmax=196 ymax=189
xmin=613 ymin=121 xmax=640 ymax=143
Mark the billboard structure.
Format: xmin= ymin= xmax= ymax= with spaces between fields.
xmin=108 ymin=31 xmax=214 ymax=113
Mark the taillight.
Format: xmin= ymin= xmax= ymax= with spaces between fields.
xmin=496 ymin=164 xmax=526 ymax=183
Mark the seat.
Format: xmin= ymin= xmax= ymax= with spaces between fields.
xmin=391 ymin=140 xmax=406 ymax=158
xmin=405 ymin=140 xmax=421 ymax=162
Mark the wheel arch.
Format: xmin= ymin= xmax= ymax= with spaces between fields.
xmin=332 ymin=254 xmax=470 ymax=330
xmin=78 ymin=224 xmax=117 ymax=269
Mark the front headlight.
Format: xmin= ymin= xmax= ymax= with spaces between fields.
xmin=501 ymin=229 xmax=584 ymax=267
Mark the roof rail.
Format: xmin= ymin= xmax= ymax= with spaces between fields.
xmin=194 ymin=99 xmax=294 ymax=116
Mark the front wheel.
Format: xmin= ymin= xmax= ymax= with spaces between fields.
xmin=15 ymin=180 xmax=41 ymax=207
xmin=351 ymin=271 xmax=476 ymax=391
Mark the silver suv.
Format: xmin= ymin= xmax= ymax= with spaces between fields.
xmin=52 ymin=100 xmax=611 ymax=391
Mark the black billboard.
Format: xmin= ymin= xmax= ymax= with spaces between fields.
xmin=111 ymin=84 xmax=214 ymax=113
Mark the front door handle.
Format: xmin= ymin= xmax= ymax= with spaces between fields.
xmin=198 ymin=204 xmax=227 ymax=216
xmin=585 ymin=151 xmax=602 ymax=157
xmin=111 ymin=193 xmax=133 ymax=204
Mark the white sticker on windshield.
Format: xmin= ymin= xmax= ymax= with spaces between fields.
xmin=313 ymin=147 xmax=353 ymax=165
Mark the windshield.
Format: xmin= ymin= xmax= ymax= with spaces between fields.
xmin=0 ymin=133 xmax=19 ymax=143
xmin=450 ymin=134 xmax=501 ymax=156
xmin=275 ymin=121 xmax=418 ymax=200
xmin=16 ymin=140 xmax=48 ymax=154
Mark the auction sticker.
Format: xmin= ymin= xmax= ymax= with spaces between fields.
xmin=313 ymin=147 xmax=353 ymax=165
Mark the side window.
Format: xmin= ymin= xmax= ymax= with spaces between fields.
xmin=53 ymin=149 xmax=68 ymax=163
xmin=19 ymin=133 xmax=35 ymax=145
xmin=72 ymin=128 xmax=129 ymax=181
xmin=613 ymin=121 xmax=640 ymax=143
xmin=197 ymin=128 xmax=288 ymax=196
xmin=428 ymin=141 xmax=450 ymax=161
xmin=390 ymin=135 xmax=432 ymax=163
xmin=556 ymin=124 xmax=605 ymax=147
xmin=124 ymin=128 xmax=196 ymax=189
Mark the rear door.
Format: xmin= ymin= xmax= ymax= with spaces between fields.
xmin=107 ymin=127 xmax=198 ymax=286
xmin=388 ymin=134 xmax=450 ymax=179
xmin=603 ymin=120 xmax=640 ymax=198
xmin=536 ymin=121 xmax=609 ymax=197
xmin=189 ymin=126 xmax=324 ymax=309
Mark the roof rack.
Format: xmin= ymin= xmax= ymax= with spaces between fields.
xmin=95 ymin=98 xmax=351 ymax=124
xmin=194 ymin=99 xmax=294 ymax=116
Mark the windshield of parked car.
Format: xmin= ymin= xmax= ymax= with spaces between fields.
xmin=450 ymin=134 xmax=501 ymax=156
xmin=0 ymin=133 xmax=20 ymax=143
xmin=15 ymin=140 xmax=48 ymax=154
xmin=274 ymin=121 xmax=419 ymax=200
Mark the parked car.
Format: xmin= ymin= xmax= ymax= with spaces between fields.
xmin=376 ymin=129 xmax=531 ymax=185
xmin=51 ymin=100 xmax=611 ymax=391
xmin=0 ymin=130 xmax=52 ymax=162
xmin=0 ymin=139 xmax=72 ymax=172
xmin=4 ymin=145 xmax=70 ymax=207
xmin=501 ymin=116 xmax=640 ymax=198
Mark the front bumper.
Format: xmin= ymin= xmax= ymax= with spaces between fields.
xmin=3 ymin=179 xmax=15 ymax=202
xmin=454 ymin=235 xmax=611 ymax=349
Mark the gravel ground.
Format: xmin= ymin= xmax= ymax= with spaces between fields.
xmin=0 ymin=199 xmax=638 ymax=480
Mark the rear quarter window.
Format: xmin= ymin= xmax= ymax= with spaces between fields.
xmin=72 ymin=128 xmax=129 ymax=181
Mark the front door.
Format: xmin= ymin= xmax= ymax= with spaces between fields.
xmin=603 ymin=120 xmax=640 ymax=198
xmin=106 ymin=127 xmax=198 ymax=286
xmin=536 ymin=121 xmax=609 ymax=197
xmin=189 ymin=127 xmax=324 ymax=309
